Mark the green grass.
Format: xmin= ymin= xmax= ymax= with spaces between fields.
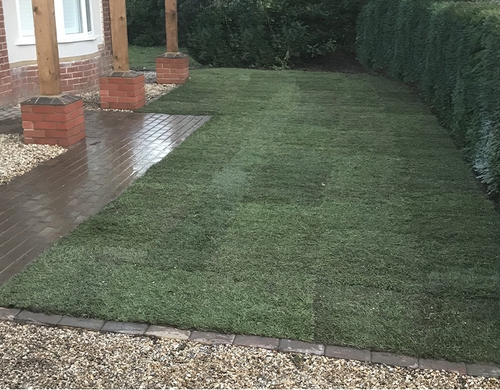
xmin=128 ymin=46 xmax=201 ymax=70
xmin=1 ymin=69 xmax=500 ymax=364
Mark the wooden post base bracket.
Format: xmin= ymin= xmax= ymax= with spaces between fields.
xmin=21 ymin=96 xmax=85 ymax=148
xmin=156 ymin=53 xmax=189 ymax=85
xmin=99 ymin=71 xmax=146 ymax=110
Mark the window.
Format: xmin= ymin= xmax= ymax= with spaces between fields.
xmin=18 ymin=0 xmax=34 ymax=36
xmin=17 ymin=0 xmax=93 ymax=39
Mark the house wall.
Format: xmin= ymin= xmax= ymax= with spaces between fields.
xmin=0 ymin=0 xmax=113 ymax=106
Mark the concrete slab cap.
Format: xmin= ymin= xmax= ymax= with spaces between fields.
xmin=101 ymin=321 xmax=149 ymax=335
xmin=279 ymin=339 xmax=325 ymax=356
xmin=16 ymin=310 xmax=62 ymax=326
xmin=145 ymin=325 xmax=190 ymax=340
xmin=189 ymin=331 xmax=235 ymax=345
xmin=233 ymin=335 xmax=279 ymax=350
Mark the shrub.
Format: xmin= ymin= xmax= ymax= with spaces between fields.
xmin=126 ymin=0 xmax=166 ymax=47
xmin=126 ymin=0 xmax=367 ymax=68
xmin=357 ymin=0 xmax=500 ymax=194
xmin=186 ymin=0 xmax=367 ymax=68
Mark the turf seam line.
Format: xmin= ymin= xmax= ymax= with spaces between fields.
xmin=1 ymin=307 xmax=499 ymax=379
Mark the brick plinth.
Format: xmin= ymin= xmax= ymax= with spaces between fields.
xmin=99 ymin=71 xmax=145 ymax=110
xmin=156 ymin=53 xmax=189 ymax=85
xmin=21 ymin=96 xmax=85 ymax=147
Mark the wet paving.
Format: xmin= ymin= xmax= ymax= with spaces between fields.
xmin=0 ymin=111 xmax=210 ymax=284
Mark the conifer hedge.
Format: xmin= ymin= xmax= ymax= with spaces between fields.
xmin=357 ymin=0 xmax=500 ymax=194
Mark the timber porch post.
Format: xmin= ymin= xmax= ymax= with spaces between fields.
xmin=156 ymin=0 xmax=189 ymax=85
xmin=20 ymin=0 xmax=85 ymax=147
xmin=99 ymin=0 xmax=145 ymax=110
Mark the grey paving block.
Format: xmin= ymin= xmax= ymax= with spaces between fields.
xmin=372 ymin=351 xmax=418 ymax=369
xmin=419 ymin=358 xmax=466 ymax=375
xmin=58 ymin=316 xmax=105 ymax=331
xmin=325 ymin=345 xmax=371 ymax=362
xmin=466 ymin=364 xmax=500 ymax=378
xmin=279 ymin=339 xmax=325 ymax=356
xmin=0 ymin=307 xmax=21 ymax=321
xmin=16 ymin=310 xmax=62 ymax=326
xmin=233 ymin=335 xmax=279 ymax=350
xmin=101 ymin=321 xmax=149 ymax=335
xmin=190 ymin=331 xmax=235 ymax=345
xmin=145 ymin=325 xmax=190 ymax=340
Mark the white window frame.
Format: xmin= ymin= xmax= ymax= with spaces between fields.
xmin=16 ymin=0 xmax=97 ymax=45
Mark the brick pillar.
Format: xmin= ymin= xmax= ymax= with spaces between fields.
xmin=99 ymin=71 xmax=145 ymax=110
xmin=156 ymin=53 xmax=189 ymax=85
xmin=0 ymin=0 xmax=13 ymax=105
xmin=21 ymin=96 xmax=85 ymax=147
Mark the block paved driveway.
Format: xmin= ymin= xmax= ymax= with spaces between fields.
xmin=0 ymin=110 xmax=210 ymax=284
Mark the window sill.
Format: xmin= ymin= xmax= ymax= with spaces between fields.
xmin=16 ymin=34 xmax=99 ymax=46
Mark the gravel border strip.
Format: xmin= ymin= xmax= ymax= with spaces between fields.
xmin=1 ymin=307 xmax=498 ymax=378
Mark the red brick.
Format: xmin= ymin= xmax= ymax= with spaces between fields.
xmin=45 ymin=130 xmax=70 ymax=139
xmin=127 ymin=90 xmax=145 ymax=98
xmin=24 ymin=137 xmax=35 ymax=144
xmin=108 ymin=89 xmax=128 ymax=97
xmin=119 ymin=84 xmax=142 ymax=91
xmin=35 ymin=138 xmax=58 ymax=145
xmin=23 ymin=129 xmax=45 ymax=138
xmin=67 ymin=124 xmax=85 ymax=137
xmin=32 ymin=105 xmax=57 ymax=114
xmin=22 ymin=120 xmax=34 ymax=130
xmin=55 ymin=101 xmax=83 ymax=114
xmin=126 ymin=75 xmax=145 ymax=84
xmin=56 ymin=116 xmax=84 ymax=130
xmin=99 ymin=82 xmax=118 ymax=90
xmin=66 ymin=131 xmax=86 ymax=146
xmin=36 ymin=121 xmax=59 ymax=130
xmin=66 ymin=108 xmax=83 ymax=120
xmin=21 ymin=113 xmax=45 ymax=121
xmin=108 ymin=77 xmax=127 ymax=84
xmin=44 ymin=113 xmax=69 ymax=122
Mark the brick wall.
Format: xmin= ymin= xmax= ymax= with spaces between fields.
xmin=0 ymin=0 xmax=113 ymax=106
xmin=0 ymin=0 xmax=12 ymax=101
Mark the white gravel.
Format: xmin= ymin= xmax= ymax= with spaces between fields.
xmin=1 ymin=321 xmax=499 ymax=389
xmin=0 ymin=134 xmax=66 ymax=185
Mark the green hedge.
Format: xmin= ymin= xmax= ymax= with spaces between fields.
xmin=357 ymin=0 xmax=500 ymax=194
xmin=185 ymin=0 xmax=367 ymax=68
xmin=126 ymin=0 xmax=367 ymax=68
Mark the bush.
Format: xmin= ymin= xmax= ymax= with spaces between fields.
xmin=186 ymin=0 xmax=367 ymax=68
xmin=126 ymin=0 xmax=367 ymax=68
xmin=126 ymin=0 xmax=166 ymax=47
xmin=357 ymin=0 xmax=500 ymax=194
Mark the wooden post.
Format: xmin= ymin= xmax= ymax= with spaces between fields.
xmin=109 ymin=0 xmax=130 ymax=72
xmin=165 ymin=0 xmax=179 ymax=53
xmin=31 ymin=0 xmax=61 ymax=96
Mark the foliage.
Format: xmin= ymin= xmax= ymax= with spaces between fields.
xmin=126 ymin=0 xmax=166 ymax=47
xmin=126 ymin=0 xmax=367 ymax=68
xmin=186 ymin=0 xmax=367 ymax=68
xmin=357 ymin=0 xmax=500 ymax=194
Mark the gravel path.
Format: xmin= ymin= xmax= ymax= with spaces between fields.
xmin=1 ymin=321 xmax=498 ymax=389
xmin=0 ymin=134 xmax=66 ymax=185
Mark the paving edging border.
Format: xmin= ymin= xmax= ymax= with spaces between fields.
xmin=1 ymin=307 xmax=499 ymax=379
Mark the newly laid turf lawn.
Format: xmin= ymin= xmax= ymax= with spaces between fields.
xmin=1 ymin=69 xmax=500 ymax=364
